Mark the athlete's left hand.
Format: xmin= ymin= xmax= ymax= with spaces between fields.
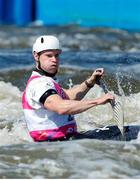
xmin=86 ymin=68 xmax=104 ymax=86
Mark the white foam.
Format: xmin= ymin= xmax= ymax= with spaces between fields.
xmin=0 ymin=81 xmax=23 ymax=122
xmin=76 ymin=85 xmax=140 ymax=131
xmin=0 ymin=122 xmax=33 ymax=146
xmin=0 ymin=81 xmax=33 ymax=145
xmin=0 ymin=81 xmax=139 ymax=146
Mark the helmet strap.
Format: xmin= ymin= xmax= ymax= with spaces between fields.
xmin=36 ymin=60 xmax=57 ymax=77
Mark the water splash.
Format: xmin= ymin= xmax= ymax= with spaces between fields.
xmin=96 ymin=75 xmax=125 ymax=137
xmin=115 ymin=70 xmax=126 ymax=137
xmin=67 ymin=78 xmax=74 ymax=88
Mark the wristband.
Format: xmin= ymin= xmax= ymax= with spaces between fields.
xmin=85 ymin=80 xmax=94 ymax=88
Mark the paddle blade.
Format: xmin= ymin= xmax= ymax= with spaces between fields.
xmin=97 ymin=78 xmax=124 ymax=136
xmin=112 ymin=101 xmax=124 ymax=136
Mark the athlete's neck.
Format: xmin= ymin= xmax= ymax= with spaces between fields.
xmin=34 ymin=68 xmax=57 ymax=78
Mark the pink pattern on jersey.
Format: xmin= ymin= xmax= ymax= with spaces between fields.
xmin=53 ymin=82 xmax=69 ymax=99
xmin=22 ymin=75 xmax=41 ymax=110
xmin=30 ymin=123 xmax=77 ymax=141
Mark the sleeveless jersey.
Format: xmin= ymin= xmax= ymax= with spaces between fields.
xmin=22 ymin=71 xmax=77 ymax=141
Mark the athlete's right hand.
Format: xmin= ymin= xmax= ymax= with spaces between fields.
xmin=98 ymin=93 xmax=115 ymax=105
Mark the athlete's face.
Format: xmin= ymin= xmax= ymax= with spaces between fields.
xmin=36 ymin=50 xmax=61 ymax=74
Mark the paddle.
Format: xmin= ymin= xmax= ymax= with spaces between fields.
xmin=96 ymin=75 xmax=124 ymax=137
xmin=96 ymin=75 xmax=115 ymax=106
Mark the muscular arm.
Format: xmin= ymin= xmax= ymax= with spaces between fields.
xmin=64 ymin=68 xmax=104 ymax=100
xmin=43 ymin=93 xmax=114 ymax=115
xmin=64 ymin=81 xmax=93 ymax=100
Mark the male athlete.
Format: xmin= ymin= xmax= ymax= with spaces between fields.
xmin=22 ymin=35 xmax=114 ymax=142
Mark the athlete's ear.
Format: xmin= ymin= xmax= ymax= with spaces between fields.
xmin=33 ymin=51 xmax=39 ymax=62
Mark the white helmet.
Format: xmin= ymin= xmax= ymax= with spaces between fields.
xmin=32 ymin=35 xmax=61 ymax=53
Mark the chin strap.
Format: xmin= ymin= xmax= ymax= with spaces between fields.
xmin=35 ymin=61 xmax=57 ymax=77
xmin=35 ymin=68 xmax=57 ymax=78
